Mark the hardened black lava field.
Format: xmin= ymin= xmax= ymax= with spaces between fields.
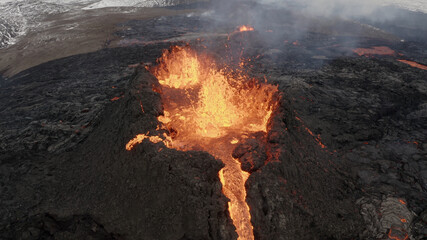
xmin=1 ymin=2 xmax=426 ymax=240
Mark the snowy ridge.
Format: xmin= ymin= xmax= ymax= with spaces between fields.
xmin=0 ymin=0 xmax=180 ymax=49
xmin=83 ymin=0 xmax=178 ymax=9
xmin=0 ymin=5 xmax=25 ymax=48
xmin=0 ymin=0 xmax=80 ymax=49
xmin=384 ymin=0 xmax=427 ymax=13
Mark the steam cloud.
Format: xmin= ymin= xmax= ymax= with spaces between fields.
xmin=258 ymin=0 xmax=383 ymax=18
xmin=201 ymin=0 xmax=414 ymax=50
xmin=207 ymin=0 xmax=404 ymax=27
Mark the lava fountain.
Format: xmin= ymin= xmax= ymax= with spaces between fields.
xmin=127 ymin=45 xmax=278 ymax=240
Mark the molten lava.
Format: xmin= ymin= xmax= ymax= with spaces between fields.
xmin=152 ymin=46 xmax=276 ymax=141
xmin=128 ymin=45 xmax=278 ymax=239
xmin=353 ymin=46 xmax=395 ymax=57
xmin=126 ymin=132 xmax=171 ymax=150
xmin=237 ymin=25 xmax=254 ymax=32
xmin=398 ymin=60 xmax=427 ymax=70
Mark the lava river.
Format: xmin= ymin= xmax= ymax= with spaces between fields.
xmin=127 ymin=45 xmax=278 ymax=240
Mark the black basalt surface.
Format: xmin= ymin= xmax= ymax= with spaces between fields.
xmin=1 ymin=67 xmax=236 ymax=240
xmin=1 ymin=6 xmax=427 ymax=240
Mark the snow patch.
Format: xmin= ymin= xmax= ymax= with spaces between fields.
xmin=0 ymin=0 xmax=94 ymax=49
xmin=82 ymin=0 xmax=178 ymax=9
xmin=383 ymin=0 xmax=427 ymax=13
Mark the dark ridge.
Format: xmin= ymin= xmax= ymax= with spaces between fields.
xmin=356 ymin=6 xmax=427 ymax=42
xmin=0 ymin=68 xmax=237 ymax=240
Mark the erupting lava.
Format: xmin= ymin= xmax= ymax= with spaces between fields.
xmin=237 ymin=25 xmax=254 ymax=32
xmin=127 ymin=45 xmax=278 ymax=239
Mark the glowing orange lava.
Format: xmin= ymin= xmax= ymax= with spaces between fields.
xmin=237 ymin=25 xmax=254 ymax=32
xmin=110 ymin=96 xmax=122 ymax=101
xmin=128 ymin=45 xmax=278 ymax=239
xmin=397 ymin=60 xmax=427 ymax=70
xmin=295 ymin=116 xmax=327 ymax=149
xmin=353 ymin=46 xmax=395 ymax=57
xmin=126 ymin=132 xmax=171 ymax=150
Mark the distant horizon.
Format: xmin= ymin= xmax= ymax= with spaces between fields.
xmin=0 ymin=0 xmax=426 ymax=13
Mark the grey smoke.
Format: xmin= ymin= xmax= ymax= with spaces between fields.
xmin=207 ymin=0 xmax=402 ymax=28
xmin=259 ymin=0 xmax=383 ymax=18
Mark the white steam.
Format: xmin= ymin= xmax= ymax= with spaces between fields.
xmin=259 ymin=0 xmax=427 ymax=16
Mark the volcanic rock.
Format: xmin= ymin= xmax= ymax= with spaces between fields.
xmin=0 ymin=67 xmax=237 ymax=240
xmin=232 ymin=135 xmax=267 ymax=173
xmin=1 ymin=214 xmax=121 ymax=240
xmin=1 ymin=5 xmax=427 ymax=239
xmin=246 ymin=98 xmax=365 ymax=240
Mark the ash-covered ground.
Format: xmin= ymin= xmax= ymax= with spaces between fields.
xmin=1 ymin=2 xmax=426 ymax=240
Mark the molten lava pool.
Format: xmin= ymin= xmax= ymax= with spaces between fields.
xmin=127 ymin=45 xmax=278 ymax=239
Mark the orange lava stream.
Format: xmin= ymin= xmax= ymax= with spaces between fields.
xmin=131 ymin=45 xmax=278 ymax=239
xmin=398 ymin=59 xmax=427 ymax=70
xmin=219 ymin=157 xmax=253 ymax=240
xmin=353 ymin=46 xmax=395 ymax=56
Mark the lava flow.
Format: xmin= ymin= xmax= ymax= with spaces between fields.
xmin=237 ymin=25 xmax=255 ymax=32
xmin=397 ymin=59 xmax=427 ymax=70
xmin=127 ymin=45 xmax=278 ymax=239
xmin=353 ymin=46 xmax=396 ymax=57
